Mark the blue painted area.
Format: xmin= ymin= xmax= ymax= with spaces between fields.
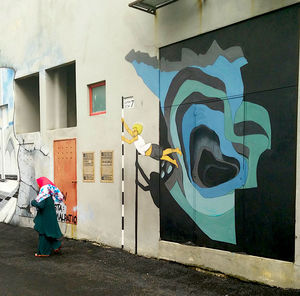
xmin=196 ymin=56 xmax=247 ymax=122
xmin=132 ymin=61 xmax=159 ymax=98
xmin=130 ymin=56 xmax=247 ymax=121
xmin=182 ymin=104 xmax=246 ymax=198
xmin=170 ymin=181 xmax=236 ymax=244
xmin=130 ymin=61 xmax=177 ymax=112
xmin=1 ymin=68 xmax=15 ymax=111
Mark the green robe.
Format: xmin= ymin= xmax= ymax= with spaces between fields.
xmin=31 ymin=197 xmax=62 ymax=239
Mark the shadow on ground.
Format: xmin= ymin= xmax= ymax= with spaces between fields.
xmin=0 ymin=223 xmax=299 ymax=296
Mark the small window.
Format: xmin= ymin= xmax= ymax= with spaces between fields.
xmin=89 ymin=81 xmax=106 ymax=116
xmin=15 ymin=73 xmax=40 ymax=133
xmin=46 ymin=62 xmax=77 ymax=129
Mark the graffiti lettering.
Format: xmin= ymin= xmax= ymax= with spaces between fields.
xmin=55 ymin=203 xmax=77 ymax=224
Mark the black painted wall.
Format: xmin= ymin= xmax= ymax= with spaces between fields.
xmin=159 ymin=4 xmax=299 ymax=262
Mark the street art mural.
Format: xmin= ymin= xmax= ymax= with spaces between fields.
xmin=0 ymin=68 xmax=52 ymax=223
xmin=126 ymin=6 xmax=298 ymax=261
xmin=126 ymin=43 xmax=271 ymax=245
xmin=0 ymin=68 xmax=19 ymax=223
xmin=122 ymin=119 xmax=182 ymax=167
xmin=16 ymin=133 xmax=51 ymax=219
xmin=0 ymin=68 xmax=67 ymax=225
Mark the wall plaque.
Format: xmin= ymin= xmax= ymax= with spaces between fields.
xmin=82 ymin=152 xmax=95 ymax=182
xmin=100 ymin=150 xmax=113 ymax=183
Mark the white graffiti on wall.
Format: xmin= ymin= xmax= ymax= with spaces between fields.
xmin=0 ymin=68 xmax=52 ymax=224
xmin=0 ymin=68 xmax=19 ymax=223
xmin=16 ymin=136 xmax=51 ymax=219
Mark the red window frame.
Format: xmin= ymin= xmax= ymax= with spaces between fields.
xmin=88 ymin=80 xmax=106 ymax=116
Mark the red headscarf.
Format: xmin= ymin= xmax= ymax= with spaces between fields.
xmin=35 ymin=177 xmax=64 ymax=203
xmin=36 ymin=177 xmax=55 ymax=188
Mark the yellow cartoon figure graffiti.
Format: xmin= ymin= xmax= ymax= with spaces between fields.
xmin=121 ymin=118 xmax=182 ymax=167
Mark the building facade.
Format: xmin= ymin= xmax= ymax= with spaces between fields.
xmin=0 ymin=0 xmax=299 ymax=288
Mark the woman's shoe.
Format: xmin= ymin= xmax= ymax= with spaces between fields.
xmin=54 ymin=241 xmax=63 ymax=254
xmin=35 ymin=253 xmax=50 ymax=257
xmin=54 ymin=246 xmax=62 ymax=254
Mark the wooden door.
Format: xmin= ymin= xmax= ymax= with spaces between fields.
xmin=54 ymin=139 xmax=77 ymax=224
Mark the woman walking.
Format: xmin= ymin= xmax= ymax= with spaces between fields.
xmin=31 ymin=177 xmax=64 ymax=257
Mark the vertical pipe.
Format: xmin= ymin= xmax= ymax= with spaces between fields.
xmin=121 ymin=96 xmax=125 ymax=249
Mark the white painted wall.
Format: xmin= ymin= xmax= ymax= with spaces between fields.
xmin=156 ymin=0 xmax=300 ymax=47
xmin=0 ymin=0 xmax=298 ymax=288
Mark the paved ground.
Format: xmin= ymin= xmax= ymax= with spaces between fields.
xmin=0 ymin=223 xmax=299 ymax=296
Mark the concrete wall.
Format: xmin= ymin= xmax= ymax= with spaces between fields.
xmin=15 ymin=75 xmax=40 ymax=134
xmin=46 ymin=68 xmax=68 ymax=130
xmin=156 ymin=0 xmax=300 ymax=47
xmin=0 ymin=0 xmax=298 ymax=289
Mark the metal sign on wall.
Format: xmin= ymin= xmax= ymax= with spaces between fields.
xmin=100 ymin=150 xmax=114 ymax=183
xmin=123 ymin=96 xmax=135 ymax=109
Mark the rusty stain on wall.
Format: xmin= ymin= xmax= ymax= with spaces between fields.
xmin=198 ymin=0 xmax=203 ymax=31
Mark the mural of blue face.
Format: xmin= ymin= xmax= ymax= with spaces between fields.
xmin=126 ymin=41 xmax=271 ymax=244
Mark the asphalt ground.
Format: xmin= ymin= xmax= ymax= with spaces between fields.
xmin=0 ymin=223 xmax=299 ymax=296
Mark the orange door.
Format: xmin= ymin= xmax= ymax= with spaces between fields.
xmin=54 ymin=139 xmax=77 ymax=224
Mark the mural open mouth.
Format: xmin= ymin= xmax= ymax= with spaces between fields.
xmin=189 ymin=125 xmax=240 ymax=188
